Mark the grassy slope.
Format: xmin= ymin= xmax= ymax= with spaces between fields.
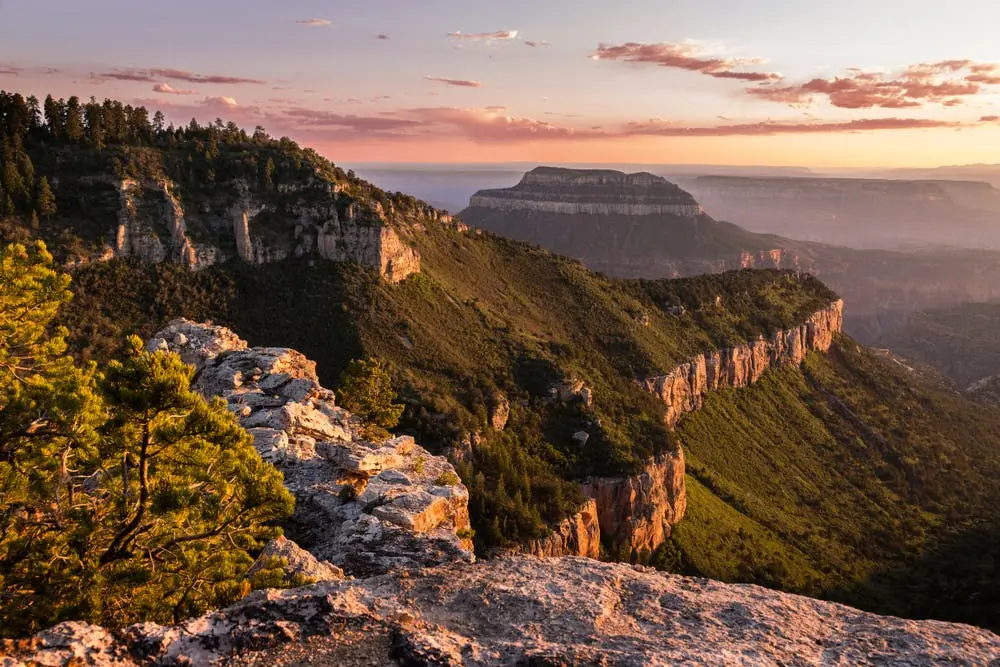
xmin=662 ymin=336 xmax=1000 ymax=628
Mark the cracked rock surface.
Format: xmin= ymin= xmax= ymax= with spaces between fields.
xmin=5 ymin=556 xmax=998 ymax=666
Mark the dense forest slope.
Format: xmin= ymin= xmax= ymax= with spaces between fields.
xmin=4 ymin=91 xmax=1000 ymax=630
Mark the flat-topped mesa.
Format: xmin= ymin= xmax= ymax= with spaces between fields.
xmin=647 ymin=300 xmax=844 ymax=428
xmin=469 ymin=167 xmax=705 ymax=217
xmin=146 ymin=320 xmax=473 ymax=577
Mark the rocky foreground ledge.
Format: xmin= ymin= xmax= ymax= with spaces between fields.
xmin=4 ymin=556 xmax=998 ymax=666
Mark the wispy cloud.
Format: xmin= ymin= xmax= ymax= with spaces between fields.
xmin=98 ymin=67 xmax=265 ymax=85
xmin=376 ymin=34 xmax=390 ymax=40
xmin=0 ymin=65 xmax=22 ymax=76
xmin=296 ymin=18 xmax=332 ymax=27
xmin=591 ymin=41 xmax=781 ymax=82
xmin=621 ymin=117 xmax=964 ymax=137
xmin=748 ymin=59 xmax=1000 ymax=109
xmin=448 ymin=30 xmax=518 ymax=41
xmin=424 ymin=75 xmax=483 ymax=88
xmin=524 ymin=40 xmax=551 ymax=48
xmin=153 ymin=82 xmax=198 ymax=95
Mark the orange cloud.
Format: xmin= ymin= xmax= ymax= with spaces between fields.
xmin=591 ymin=42 xmax=781 ymax=82
xmin=424 ymin=75 xmax=483 ymax=88
xmin=749 ymin=60 xmax=1000 ymax=109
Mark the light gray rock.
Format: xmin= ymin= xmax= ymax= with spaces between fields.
xmin=148 ymin=320 xmax=474 ymax=577
xmin=247 ymin=536 xmax=344 ymax=583
xmin=8 ymin=557 xmax=998 ymax=666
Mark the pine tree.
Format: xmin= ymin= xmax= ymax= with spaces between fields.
xmin=0 ymin=244 xmax=295 ymax=635
xmin=336 ymin=358 xmax=404 ymax=439
xmin=97 ymin=338 xmax=294 ymax=626
xmin=36 ymin=176 xmax=56 ymax=219
xmin=64 ymin=96 xmax=84 ymax=142
xmin=0 ymin=242 xmax=105 ymax=635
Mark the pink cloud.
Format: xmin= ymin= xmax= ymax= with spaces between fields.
xmin=621 ymin=117 xmax=965 ymax=137
xmin=296 ymin=18 xmax=332 ymax=27
xmin=424 ymin=75 xmax=483 ymax=88
xmin=153 ymin=83 xmax=198 ymax=96
xmin=591 ymin=42 xmax=781 ymax=82
xmin=749 ymin=60 xmax=1000 ymax=109
xmin=0 ymin=65 xmax=23 ymax=76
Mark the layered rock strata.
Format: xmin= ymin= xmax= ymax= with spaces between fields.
xmin=519 ymin=498 xmax=601 ymax=559
xmin=470 ymin=166 xmax=704 ymax=216
xmin=147 ymin=320 xmax=473 ymax=577
xmin=112 ymin=178 xmax=420 ymax=282
xmin=647 ymin=300 xmax=844 ymax=427
xmin=8 ymin=556 xmax=999 ymax=666
xmin=581 ymin=449 xmax=687 ymax=555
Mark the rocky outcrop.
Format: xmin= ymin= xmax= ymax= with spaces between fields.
xmin=8 ymin=556 xmax=998 ymax=666
xmin=111 ymin=177 xmax=419 ymax=282
xmin=581 ymin=448 xmax=686 ymax=555
xmin=247 ymin=536 xmax=345 ymax=583
xmin=470 ymin=166 xmax=704 ymax=217
xmin=519 ymin=498 xmax=601 ymax=559
xmin=114 ymin=179 xmax=221 ymax=270
xmin=647 ymin=300 xmax=844 ymax=427
xmin=147 ymin=320 xmax=473 ymax=577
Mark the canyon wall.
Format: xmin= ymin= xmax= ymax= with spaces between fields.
xmin=519 ymin=498 xmax=601 ymax=559
xmin=560 ymin=300 xmax=842 ymax=557
xmin=646 ymin=300 xmax=844 ymax=427
xmin=112 ymin=177 xmax=420 ymax=283
xmin=581 ymin=448 xmax=687 ymax=555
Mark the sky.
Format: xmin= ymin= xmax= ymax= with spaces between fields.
xmin=2 ymin=0 xmax=1000 ymax=167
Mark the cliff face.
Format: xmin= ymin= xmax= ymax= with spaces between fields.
xmin=147 ymin=320 xmax=473 ymax=577
xmin=647 ymin=300 xmax=844 ymax=427
xmin=581 ymin=449 xmax=686 ymax=555
xmin=520 ymin=498 xmax=601 ymax=559
xmin=112 ymin=177 xmax=420 ymax=283
xmin=469 ymin=166 xmax=704 ymax=217
xmin=11 ymin=557 xmax=998 ymax=666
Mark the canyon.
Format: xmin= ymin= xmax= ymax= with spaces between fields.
xmin=461 ymin=166 xmax=1000 ymax=345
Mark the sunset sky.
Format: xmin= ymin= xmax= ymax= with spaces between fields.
xmin=2 ymin=0 xmax=1000 ymax=167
